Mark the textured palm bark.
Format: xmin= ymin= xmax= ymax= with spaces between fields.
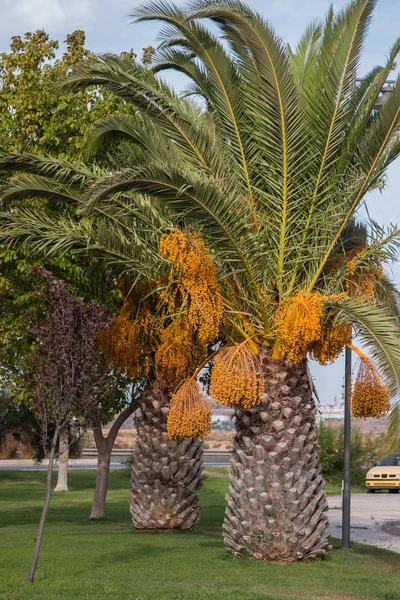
xmin=130 ymin=381 xmax=203 ymax=530
xmin=223 ymin=350 xmax=330 ymax=562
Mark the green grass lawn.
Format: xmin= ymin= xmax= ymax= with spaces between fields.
xmin=323 ymin=473 xmax=366 ymax=496
xmin=205 ymin=467 xmax=367 ymax=496
xmin=0 ymin=468 xmax=399 ymax=600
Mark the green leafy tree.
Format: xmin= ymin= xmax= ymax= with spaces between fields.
xmin=317 ymin=421 xmax=382 ymax=487
xmin=0 ymin=30 xmax=138 ymax=504
xmin=0 ymin=29 xmax=130 ymax=158
xmin=0 ymin=28 xmax=136 ymax=412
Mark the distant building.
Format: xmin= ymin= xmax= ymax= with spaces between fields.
xmin=317 ymin=396 xmax=345 ymax=421
xmin=317 ymin=404 xmax=345 ymax=421
xmin=210 ymin=400 xmax=234 ymax=430
xmin=316 ymin=396 xmax=388 ymax=435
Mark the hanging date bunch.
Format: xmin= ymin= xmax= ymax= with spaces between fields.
xmin=155 ymin=318 xmax=194 ymax=387
xmin=311 ymin=315 xmax=352 ymax=365
xmin=98 ymin=294 xmax=154 ymax=378
xmin=167 ymin=379 xmax=211 ymax=440
xmin=351 ymin=360 xmax=390 ymax=419
xmin=210 ymin=342 xmax=260 ymax=409
xmin=277 ymin=291 xmax=325 ymax=363
xmin=345 ymin=248 xmax=383 ymax=300
xmin=159 ymin=231 xmax=223 ymax=345
xmin=156 ymin=231 xmax=224 ymax=386
xmin=277 ymin=291 xmax=352 ymax=365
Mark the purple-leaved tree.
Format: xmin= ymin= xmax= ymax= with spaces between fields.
xmin=27 ymin=267 xmax=114 ymax=583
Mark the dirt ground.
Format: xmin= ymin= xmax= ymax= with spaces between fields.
xmin=82 ymin=428 xmax=235 ymax=450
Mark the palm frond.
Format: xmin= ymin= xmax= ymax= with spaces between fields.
xmin=374 ymin=274 xmax=400 ymax=321
xmin=0 ymin=174 xmax=83 ymax=206
xmin=187 ymin=0 xmax=308 ymax=295
xmin=88 ymin=163 xmax=254 ymax=264
xmin=289 ymin=20 xmax=323 ymax=91
xmin=0 ymin=152 xmax=95 ymax=184
xmin=307 ymin=76 xmax=400 ymax=289
xmin=346 ymin=37 xmax=400 ymax=149
xmin=132 ymin=1 xmax=258 ymax=210
xmin=0 ymin=209 xmax=162 ymax=279
xmin=63 ymin=54 xmax=216 ymax=172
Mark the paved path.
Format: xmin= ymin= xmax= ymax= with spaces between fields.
xmin=328 ymin=494 xmax=400 ymax=553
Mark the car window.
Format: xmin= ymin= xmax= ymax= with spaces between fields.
xmin=378 ymin=454 xmax=400 ymax=466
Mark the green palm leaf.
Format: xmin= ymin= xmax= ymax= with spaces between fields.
xmin=0 ymin=209 xmax=162 ymax=278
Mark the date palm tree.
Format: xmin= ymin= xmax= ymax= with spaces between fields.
xmin=2 ymin=0 xmax=400 ymax=561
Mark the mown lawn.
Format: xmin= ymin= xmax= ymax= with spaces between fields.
xmin=0 ymin=468 xmax=399 ymax=600
xmin=196 ymin=466 xmax=367 ymax=497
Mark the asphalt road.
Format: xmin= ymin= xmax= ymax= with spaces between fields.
xmin=0 ymin=455 xmax=230 ymax=471
xmin=328 ymin=494 xmax=400 ymax=553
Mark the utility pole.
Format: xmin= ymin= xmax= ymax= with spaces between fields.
xmin=342 ymin=345 xmax=351 ymax=549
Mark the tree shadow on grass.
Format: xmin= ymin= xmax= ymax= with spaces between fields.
xmin=0 ymin=474 xmax=227 ymax=534
xmin=62 ymin=543 xmax=179 ymax=577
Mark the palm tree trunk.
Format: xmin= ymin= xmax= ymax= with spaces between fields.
xmin=223 ymin=350 xmax=330 ymax=562
xmin=54 ymin=426 xmax=69 ymax=492
xmin=130 ymin=380 xmax=203 ymax=530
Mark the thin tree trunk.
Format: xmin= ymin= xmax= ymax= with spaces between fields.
xmin=223 ymin=350 xmax=330 ymax=562
xmin=27 ymin=427 xmax=59 ymax=583
xmin=130 ymin=380 xmax=203 ymax=530
xmin=89 ymin=401 xmax=137 ymax=519
xmin=54 ymin=426 xmax=69 ymax=492
xmin=90 ymin=435 xmax=111 ymax=519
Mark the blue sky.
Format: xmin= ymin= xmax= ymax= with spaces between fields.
xmin=1 ymin=0 xmax=399 ymax=403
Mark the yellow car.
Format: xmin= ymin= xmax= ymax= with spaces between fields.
xmin=366 ymin=453 xmax=400 ymax=493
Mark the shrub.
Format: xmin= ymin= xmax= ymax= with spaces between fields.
xmin=0 ymin=434 xmax=36 ymax=459
xmin=317 ymin=421 xmax=383 ymax=485
xmin=0 ymin=391 xmax=45 ymax=460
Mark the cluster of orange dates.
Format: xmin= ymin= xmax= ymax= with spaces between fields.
xmin=99 ymin=236 xmax=390 ymax=438
xmin=277 ymin=291 xmax=351 ymax=365
xmin=167 ymin=379 xmax=211 ymax=441
xmin=210 ymin=343 xmax=260 ymax=409
xmin=351 ymin=362 xmax=390 ymax=418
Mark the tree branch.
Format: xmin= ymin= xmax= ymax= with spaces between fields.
xmin=105 ymin=397 xmax=139 ymax=450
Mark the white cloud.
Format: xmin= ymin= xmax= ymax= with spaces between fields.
xmin=1 ymin=0 xmax=95 ymax=43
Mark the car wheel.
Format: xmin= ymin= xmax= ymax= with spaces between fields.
xmin=389 ymin=489 xmax=399 ymax=494
xmin=367 ymin=488 xmax=376 ymax=493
